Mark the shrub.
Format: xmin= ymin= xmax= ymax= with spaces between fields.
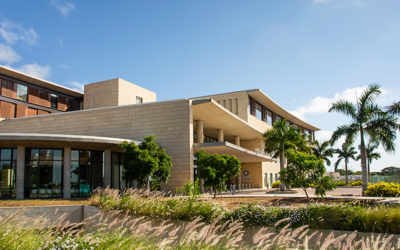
xmin=365 ymin=182 xmax=400 ymax=197
xmin=333 ymin=180 xmax=347 ymax=186
xmin=349 ymin=180 xmax=363 ymax=186
xmin=271 ymin=181 xmax=280 ymax=188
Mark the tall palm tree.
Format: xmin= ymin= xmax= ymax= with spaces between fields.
xmin=356 ymin=141 xmax=381 ymax=182
xmin=312 ymin=140 xmax=335 ymax=167
xmin=386 ymin=101 xmax=400 ymax=116
xmin=263 ymin=118 xmax=302 ymax=191
xmin=334 ymin=144 xmax=358 ymax=184
xmin=329 ymin=84 xmax=399 ymax=195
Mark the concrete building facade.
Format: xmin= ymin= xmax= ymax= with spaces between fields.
xmin=0 ymin=65 xmax=320 ymax=199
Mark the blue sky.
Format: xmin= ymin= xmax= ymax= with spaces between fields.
xmin=0 ymin=0 xmax=399 ymax=172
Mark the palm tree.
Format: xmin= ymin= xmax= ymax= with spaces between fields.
xmin=312 ymin=140 xmax=335 ymax=167
xmin=356 ymin=141 xmax=381 ymax=182
xmin=329 ymin=84 xmax=399 ymax=195
xmin=334 ymin=144 xmax=358 ymax=184
xmin=386 ymin=101 xmax=400 ymax=116
xmin=263 ymin=118 xmax=302 ymax=191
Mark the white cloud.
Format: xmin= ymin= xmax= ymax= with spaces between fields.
xmin=315 ymin=130 xmax=346 ymax=147
xmin=0 ymin=19 xmax=38 ymax=45
xmin=51 ymin=0 xmax=75 ymax=16
xmin=0 ymin=43 xmax=22 ymax=64
xmin=68 ymin=81 xmax=84 ymax=92
xmin=55 ymin=36 xmax=63 ymax=45
xmin=17 ymin=63 xmax=51 ymax=79
xmin=60 ymin=64 xmax=70 ymax=69
xmin=289 ymin=86 xmax=390 ymax=119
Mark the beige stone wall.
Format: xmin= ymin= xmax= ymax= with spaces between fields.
xmin=240 ymin=162 xmax=263 ymax=188
xmin=262 ymin=162 xmax=281 ymax=188
xmin=83 ymin=78 xmax=156 ymax=110
xmin=248 ymin=115 xmax=272 ymax=134
xmin=118 ymin=79 xmax=156 ymax=106
xmin=192 ymin=91 xmax=249 ymax=122
xmin=84 ymin=79 xmax=119 ymax=109
xmin=241 ymin=139 xmax=264 ymax=152
xmin=0 ymin=99 xmax=193 ymax=192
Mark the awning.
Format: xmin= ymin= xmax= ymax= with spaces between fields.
xmin=193 ymin=141 xmax=275 ymax=163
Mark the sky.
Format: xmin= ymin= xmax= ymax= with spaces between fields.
xmin=0 ymin=0 xmax=399 ymax=172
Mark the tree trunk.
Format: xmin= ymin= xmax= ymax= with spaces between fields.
xmin=213 ymin=186 xmax=217 ymax=199
xmin=367 ymin=160 xmax=371 ymax=183
xmin=146 ymin=177 xmax=150 ymax=191
xmin=303 ymin=188 xmax=309 ymax=202
xmin=279 ymin=152 xmax=286 ymax=191
xmin=360 ymin=144 xmax=368 ymax=196
xmin=345 ymin=162 xmax=348 ymax=185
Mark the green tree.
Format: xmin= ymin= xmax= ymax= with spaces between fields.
xmin=386 ymin=101 xmax=400 ymax=116
xmin=381 ymin=166 xmax=400 ymax=176
xmin=312 ymin=140 xmax=335 ymax=167
xmin=356 ymin=141 xmax=381 ymax=182
xmin=334 ymin=144 xmax=357 ymax=185
xmin=279 ymin=149 xmax=335 ymax=201
xmin=329 ymin=84 xmax=399 ymax=195
xmin=194 ymin=149 xmax=240 ymax=199
xmin=263 ymin=118 xmax=303 ymax=191
xmin=118 ymin=135 xmax=173 ymax=189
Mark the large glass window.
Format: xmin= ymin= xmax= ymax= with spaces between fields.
xmin=276 ymin=116 xmax=282 ymax=122
xmin=71 ymin=150 xmax=104 ymax=197
xmin=51 ymin=94 xmax=58 ymax=109
xmin=0 ymin=149 xmax=17 ymax=199
xmin=111 ymin=152 xmax=130 ymax=191
xmin=24 ymin=149 xmax=63 ymax=199
xmin=265 ymin=110 xmax=272 ymax=125
xmin=16 ymin=84 xmax=28 ymax=101
xmin=255 ymin=103 xmax=262 ymax=120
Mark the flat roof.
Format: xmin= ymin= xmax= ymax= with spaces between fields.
xmin=0 ymin=65 xmax=84 ymax=98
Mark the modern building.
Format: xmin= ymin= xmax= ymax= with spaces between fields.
xmin=0 ymin=65 xmax=320 ymax=199
xmin=324 ymin=172 xmax=341 ymax=180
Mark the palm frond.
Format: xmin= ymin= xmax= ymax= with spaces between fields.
xmin=385 ymin=101 xmax=400 ymax=116
xmin=329 ymin=100 xmax=357 ymax=119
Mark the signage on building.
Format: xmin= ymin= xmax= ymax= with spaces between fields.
xmin=242 ymin=170 xmax=252 ymax=182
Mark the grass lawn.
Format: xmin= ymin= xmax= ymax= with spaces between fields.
xmin=0 ymin=198 xmax=90 ymax=207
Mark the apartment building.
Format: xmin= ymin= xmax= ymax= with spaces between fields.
xmin=0 ymin=65 xmax=320 ymax=199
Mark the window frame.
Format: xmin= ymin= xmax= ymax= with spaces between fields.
xmin=0 ymin=149 xmax=17 ymax=199
xmin=16 ymin=84 xmax=28 ymax=101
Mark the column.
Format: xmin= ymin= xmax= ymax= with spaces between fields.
xmin=196 ymin=120 xmax=204 ymax=143
xmin=63 ymin=147 xmax=71 ymax=199
xmin=103 ymin=149 xmax=111 ymax=188
xmin=217 ymin=129 xmax=224 ymax=142
xmin=197 ymin=120 xmax=205 ymax=193
xmin=16 ymin=146 xmax=25 ymax=200
xmin=234 ymin=136 xmax=240 ymax=146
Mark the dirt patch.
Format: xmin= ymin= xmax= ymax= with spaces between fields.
xmin=0 ymin=199 xmax=90 ymax=207
xmin=213 ymin=197 xmax=378 ymax=209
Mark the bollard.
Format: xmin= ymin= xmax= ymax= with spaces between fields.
xmin=218 ymin=189 xmax=221 ymax=195
xmin=225 ymin=185 xmax=227 ymax=192
xmin=257 ymin=183 xmax=259 ymax=189
xmin=245 ymin=184 xmax=248 ymax=190
xmin=242 ymin=184 xmax=244 ymax=191
xmin=210 ymin=187 xmax=213 ymax=195
xmin=233 ymin=185 xmax=236 ymax=195
xmin=252 ymin=184 xmax=254 ymax=189
xmin=230 ymin=185 xmax=233 ymax=192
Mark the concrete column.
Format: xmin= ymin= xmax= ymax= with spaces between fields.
xmin=63 ymin=147 xmax=71 ymax=199
xmin=197 ymin=120 xmax=204 ymax=143
xmin=234 ymin=136 xmax=240 ymax=146
xmin=217 ymin=129 xmax=224 ymax=142
xmin=200 ymin=179 xmax=204 ymax=194
xmin=16 ymin=146 xmax=25 ymax=200
xmin=103 ymin=149 xmax=112 ymax=188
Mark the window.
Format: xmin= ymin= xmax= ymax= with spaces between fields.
xmin=285 ymin=120 xmax=290 ymax=126
xmin=16 ymin=84 xmax=28 ymax=101
xmin=136 ymin=96 xmax=143 ymax=104
xmin=0 ymin=149 xmax=17 ymax=199
xmin=24 ymin=149 xmax=63 ymax=199
xmin=71 ymin=150 xmax=104 ymax=197
xmin=248 ymin=97 xmax=251 ymax=114
xmin=265 ymin=110 xmax=272 ymax=125
xmin=204 ymin=135 xmax=217 ymax=143
xmin=276 ymin=115 xmax=282 ymax=122
xmin=255 ymin=103 xmax=262 ymax=120
xmin=50 ymin=94 xmax=58 ymax=109
xmin=112 ymin=152 xmax=130 ymax=191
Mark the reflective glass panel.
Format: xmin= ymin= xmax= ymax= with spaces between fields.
xmin=71 ymin=162 xmax=79 ymax=197
xmin=16 ymin=84 xmax=28 ymax=101
xmin=80 ymin=151 xmax=91 ymax=162
xmin=92 ymin=161 xmax=103 ymax=190
xmin=24 ymin=161 xmax=38 ymax=198
xmin=53 ymin=150 xmax=63 ymax=161
xmin=71 ymin=150 xmax=79 ymax=161
xmin=79 ymin=162 xmax=91 ymax=197
xmin=1 ymin=149 xmax=12 ymax=160
xmin=112 ymin=163 xmax=120 ymax=189
xmin=39 ymin=149 xmax=53 ymax=161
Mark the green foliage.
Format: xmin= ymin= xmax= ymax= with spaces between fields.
xmin=365 ymin=182 xmax=400 ymax=197
xmin=118 ymin=135 xmax=173 ymax=188
xmin=194 ymin=149 xmax=240 ymax=198
xmin=333 ymin=180 xmax=347 ymax=186
xmin=381 ymin=166 xmax=400 ymax=176
xmin=280 ymin=149 xmax=335 ymax=200
xmin=176 ymin=179 xmax=201 ymax=197
xmin=271 ymin=181 xmax=281 ymax=188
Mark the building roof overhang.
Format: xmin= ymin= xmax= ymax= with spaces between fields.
xmin=0 ymin=133 xmax=139 ymax=151
xmin=192 ymin=99 xmax=263 ymax=141
xmin=0 ymin=65 xmax=84 ymax=98
xmin=247 ymin=89 xmax=320 ymax=131
xmin=194 ymin=141 xmax=275 ymax=163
